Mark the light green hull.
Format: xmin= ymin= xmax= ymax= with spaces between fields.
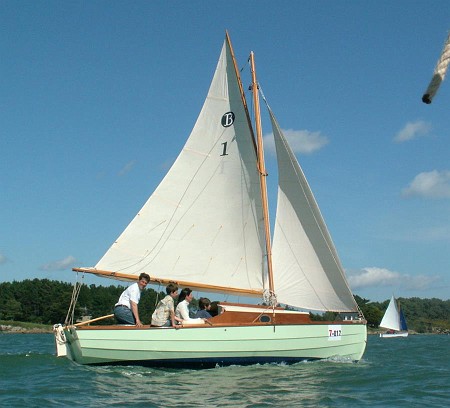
xmin=62 ymin=323 xmax=367 ymax=367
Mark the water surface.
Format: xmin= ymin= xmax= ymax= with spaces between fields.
xmin=1 ymin=333 xmax=448 ymax=407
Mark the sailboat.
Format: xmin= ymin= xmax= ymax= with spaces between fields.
xmin=53 ymin=32 xmax=367 ymax=367
xmin=379 ymin=295 xmax=408 ymax=338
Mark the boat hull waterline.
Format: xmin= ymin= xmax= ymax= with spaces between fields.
xmin=59 ymin=322 xmax=367 ymax=367
xmin=379 ymin=332 xmax=408 ymax=338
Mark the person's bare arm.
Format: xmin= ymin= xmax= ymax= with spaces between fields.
xmin=130 ymin=301 xmax=143 ymax=327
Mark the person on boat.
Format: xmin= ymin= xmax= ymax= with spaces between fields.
xmin=113 ymin=272 xmax=150 ymax=326
xmin=194 ymin=297 xmax=213 ymax=319
xmin=151 ymin=283 xmax=182 ymax=327
xmin=176 ymin=288 xmax=206 ymax=325
xmin=209 ymin=301 xmax=220 ymax=317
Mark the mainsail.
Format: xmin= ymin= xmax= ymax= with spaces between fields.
xmin=93 ymin=39 xmax=266 ymax=296
xmin=269 ymin=109 xmax=359 ymax=312
xmin=422 ymin=32 xmax=450 ymax=104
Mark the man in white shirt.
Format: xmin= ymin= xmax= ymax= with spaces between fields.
xmin=114 ymin=273 xmax=150 ymax=326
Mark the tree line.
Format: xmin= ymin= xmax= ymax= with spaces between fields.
xmin=0 ymin=279 xmax=449 ymax=333
xmin=354 ymin=295 xmax=450 ymax=333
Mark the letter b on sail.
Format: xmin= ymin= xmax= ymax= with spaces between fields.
xmin=221 ymin=112 xmax=235 ymax=127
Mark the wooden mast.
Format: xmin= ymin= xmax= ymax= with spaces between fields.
xmin=74 ymin=34 xmax=274 ymax=301
xmin=249 ymin=51 xmax=275 ymax=295
xmin=225 ymin=31 xmax=258 ymax=153
xmin=225 ymin=32 xmax=274 ymax=297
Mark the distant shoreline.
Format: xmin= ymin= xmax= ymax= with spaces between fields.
xmin=1 ymin=324 xmax=445 ymax=335
xmin=0 ymin=324 xmax=52 ymax=334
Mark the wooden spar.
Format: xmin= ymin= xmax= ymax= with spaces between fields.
xmin=72 ymin=267 xmax=264 ymax=297
xmin=225 ymin=31 xmax=258 ymax=153
xmin=73 ymin=314 xmax=114 ymax=327
xmin=249 ymin=51 xmax=274 ymax=294
xmin=225 ymin=33 xmax=274 ymax=296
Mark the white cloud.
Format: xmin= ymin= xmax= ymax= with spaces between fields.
xmin=393 ymin=120 xmax=432 ymax=142
xmin=40 ymin=256 xmax=77 ymax=271
xmin=118 ymin=160 xmax=136 ymax=176
xmin=0 ymin=253 xmax=7 ymax=265
xmin=402 ymin=170 xmax=450 ymax=198
xmin=348 ymin=267 xmax=438 ymax=290
xmin=348 ymin=267 xmax=400 ymax=288
xmin=264 ymin=129 xmax=329 ymax=155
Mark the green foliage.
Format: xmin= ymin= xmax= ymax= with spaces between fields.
xmin=355 ymin=295 xmax=450 ymax=333
xmin=0 ymin=280 xmax=449 ymax=332
xmin=310 ymin=295 xmax=449 ymax=333
xmin=354 ymin=295 xmax=384 ymax=327
xmin=0 ymin=279 xmax=163 ymax=325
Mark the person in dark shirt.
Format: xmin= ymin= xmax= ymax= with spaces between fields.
xmin=194 ymin=297 xmax=212 ymax=319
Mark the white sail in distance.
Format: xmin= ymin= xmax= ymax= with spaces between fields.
xmin=94 ymin=40 xmax=266 ymax=296
xmin=422 ymin=32 xmax=450 ymax=104
xmin=269 ymin=109 xmax=359 ymax=312
xmin=380 ymin=295 xmax=402 ymax=331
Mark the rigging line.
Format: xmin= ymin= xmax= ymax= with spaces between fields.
xmin=65 ymin=272 xmax=85 ymax=325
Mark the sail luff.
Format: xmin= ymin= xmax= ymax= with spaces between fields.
xmin=249 ymin=51 xmax=274 ymax=296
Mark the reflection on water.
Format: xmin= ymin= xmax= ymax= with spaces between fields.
xmin=86 ymin=360 xmax=368 ymax=407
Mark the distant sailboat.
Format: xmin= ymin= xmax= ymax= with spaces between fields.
xmin=379 ymin=295 xmax=408 ymax=338
xmin=53 ymin=32 xmax=367 ymax=367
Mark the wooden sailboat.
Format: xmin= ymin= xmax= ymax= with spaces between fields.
xmin=379 ymin=295 xmax=408 ymax=338
xmin=53 ymin=32 xmax=367 ymax=367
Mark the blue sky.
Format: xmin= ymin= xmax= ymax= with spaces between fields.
xmin=1 ymin=1 xmax=449 ymax=302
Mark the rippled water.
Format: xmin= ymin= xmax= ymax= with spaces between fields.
xmin=1 ymin=333 xmax=449 ymax=407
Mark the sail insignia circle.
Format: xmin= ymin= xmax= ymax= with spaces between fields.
xmin=221 ymin=111 xmax=235 ymax=127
